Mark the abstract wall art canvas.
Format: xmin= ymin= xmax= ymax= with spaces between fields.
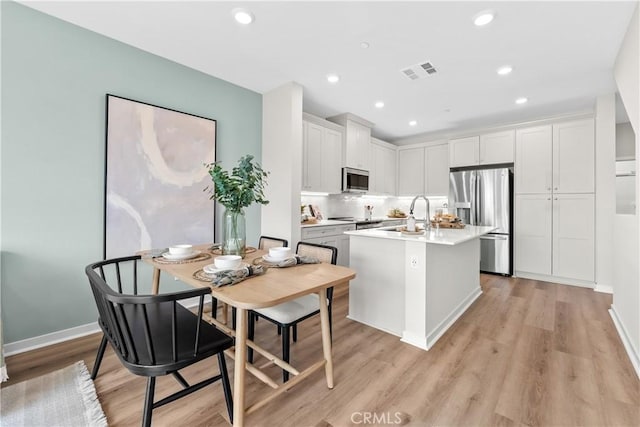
xmin=104 ymin=94 xmax=216 ymax=258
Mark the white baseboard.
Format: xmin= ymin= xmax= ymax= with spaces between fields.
xmin=4 ymin=322 xmax=101 ymax=356
xmin=514 ymin=271 xmax=595 ymax=289
xmin=609 ymin=306 xmax=640 ymax=379
xmin=594 ymin=284 xmax=614 ymax=294
xmin=400 ymin=331 xmax=428 ymax=350
xmin=4 ymin=296 xmax=207 ymax=357
xmin=425 ymin=287 xmax=483 ymax=350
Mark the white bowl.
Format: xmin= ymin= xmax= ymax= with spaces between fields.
xmin=269 ymin=247 xmax=292 ymax=260
xmin=168 ymin=244 xmax=193 ymax=255
xmin=214 ymin=255 xmax=242 ymax=270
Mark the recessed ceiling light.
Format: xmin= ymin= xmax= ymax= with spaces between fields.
xmin=232 ymin=8 xmax=254 ymax=25
xmin=375 ymin=101 xmax=385 ymax=108
xmin=326 ymin=74 xmax=340 ymax=84
xmin=473 ymin=11 xmax=495 ymax=27
xmin=361 ymin=42 xmax=370 ymax=49
xmin=409 ymin=120 xmax=417 ymax=126
xmin=497 ymin=66 xmax=513 ymax=75
xmin=515 ymin=97 xmax=528 ymax=105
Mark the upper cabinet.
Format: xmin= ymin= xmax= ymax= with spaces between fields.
xmin=397 ymin=147 xmax=425 ymax=196
xmin=449 ymin=136 xmax=479 ymax=167
xmin=397 ymin=142 xmax=449 ymax=197
xmin=370 ymin=138 xmax=397 ymax=196
xmin=552 ymin=119 xmax=595 ymax=194
xmin=480 ymin=130 xmax=515 ymax=165
xmin=515 ymin=125 xmax=553 ymax=194
xmin=345 ymin=121 xmax=372 ymax=170
xmin=424 ymin=143 xmax=449 ymax=196
xmin=302 ymin=116 xmax=343 ymax=194
xmin=515 ymin=118 xmax=594 ymax=195
xmin=327 ymin=113 xmax=374 ymax=171
xmin=449 ymin=130 xmax=515 ymax=168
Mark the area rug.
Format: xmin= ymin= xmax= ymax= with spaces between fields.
xmin=0 ymin=361 xmax=107 ymax=426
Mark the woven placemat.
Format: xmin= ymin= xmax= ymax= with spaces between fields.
xmin=210 ymin=246 xmax=257 ymax=255
xmin=153 ymin=252 xmax=211 ymax=265
xmin=193 ymin=269 xmax=214 ymax=282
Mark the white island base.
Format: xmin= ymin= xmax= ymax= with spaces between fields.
xmin=346 ymin=226 xmax=494 ymax=350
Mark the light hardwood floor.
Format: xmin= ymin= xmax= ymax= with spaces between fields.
xmin=4 ymin=275 xmax=639 ymax=426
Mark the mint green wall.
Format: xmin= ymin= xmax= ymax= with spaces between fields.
xmin=0 ymin=2 xmax=262 ymax=343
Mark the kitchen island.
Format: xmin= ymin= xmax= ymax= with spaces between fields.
xmin=345 ymin=225 xmax=495 ymax=350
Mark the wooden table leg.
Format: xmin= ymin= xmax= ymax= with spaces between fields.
xmin=233 ymin=307 xmax=247 ymax=426
xmin=151 ymin=268 xmax=161 ymax=295
xmin=318 ymin=288 xmax=334 ymax=389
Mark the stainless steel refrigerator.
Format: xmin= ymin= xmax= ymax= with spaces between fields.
xmin=449 ymin=167 xmax=513 ymax=275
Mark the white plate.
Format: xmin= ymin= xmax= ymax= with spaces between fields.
xmin=203 ymin=263 xmax=249 ymax=274
xmin=262 ymin=254 xmax=295 ymax=263
xmin=161 ymin=250 xmax=201 ymax=260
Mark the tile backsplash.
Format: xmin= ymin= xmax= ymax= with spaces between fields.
xmin=301 ymin=194 xmax=448 ymax=221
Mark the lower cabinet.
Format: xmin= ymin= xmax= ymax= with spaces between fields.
xmin=300 ymin=224 xmax=355 ymax=267
xmin=515 ymin=195 xmax=552 ymax=275
xmin=515 ymin=193 xmax=594 ymax=283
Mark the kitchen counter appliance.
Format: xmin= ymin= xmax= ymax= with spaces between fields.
xmin=342 ymin=167 xmax=369 ymax=193
xmin=449 ymin=165 xmax=513 ymax=275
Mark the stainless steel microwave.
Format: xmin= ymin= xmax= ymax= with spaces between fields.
xmin=342 ymin=167 xmax=369 ymax=193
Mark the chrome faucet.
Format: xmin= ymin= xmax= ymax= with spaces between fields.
xmin=409 ymin=195 xmax=430 ymax=230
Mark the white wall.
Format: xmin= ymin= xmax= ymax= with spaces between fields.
xmin=595 ymin=94 xmax=616 ymax=292
xmin=261 ymin=83 xmax=303 ymax=247
xmin=617 ymin=122 xmax=636 ymax=159
xmin=612 ymin=2 xmax=640 ymax=377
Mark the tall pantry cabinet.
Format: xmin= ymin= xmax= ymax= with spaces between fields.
xmin=514 ymin=118 xmax=595 ymax=285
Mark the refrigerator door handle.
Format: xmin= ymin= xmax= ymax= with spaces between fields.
xmin=475 ymin=173 xmax=481 ymax=225
xmin=470 ymin=174 xmax=476 ymax=225
xmin=480 ymin=234 xmax=508 ymax=241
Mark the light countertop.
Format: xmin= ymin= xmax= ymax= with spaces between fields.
xmin=344 ymin=225 xmax=496 ymax=245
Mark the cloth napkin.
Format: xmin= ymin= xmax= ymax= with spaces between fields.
xmin=267 ymin=255 xmax=320 ymax=268
xmin=211 ymin=264 xmax=265 ymax=287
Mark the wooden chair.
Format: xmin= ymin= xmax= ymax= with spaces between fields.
xmin=258 ymin=235 xmax=289 ymax=250
xmin=86 ymin=255 xmax=233 ymax=427
xmin=247 ymin=242 xmax=337 ymax=382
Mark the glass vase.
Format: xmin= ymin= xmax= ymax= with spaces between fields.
xmin=223 ymin=209 xmax=246 ymax=257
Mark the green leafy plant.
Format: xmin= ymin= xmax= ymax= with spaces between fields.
xmin=205 ymin=155 xmax=270 ymax=212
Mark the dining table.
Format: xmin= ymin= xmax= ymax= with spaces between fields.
xmin=142 ymin=244 xmax=356 ymax=427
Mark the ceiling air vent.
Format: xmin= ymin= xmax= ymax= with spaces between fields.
xmin=401 ymin=60 xmax=438 ymax=80
xmin=402 ymin=68 xmax=420 ymax=80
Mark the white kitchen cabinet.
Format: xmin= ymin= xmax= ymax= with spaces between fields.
xmin=480 ymin=130 xmax=515 ymax=165
xmin=450 ymin=131 xmax=515 ymax=168
xmin=424 ymin=143 xmax=449 ymax=196
xmin=552 ymin=193 xmax=595 ymax=281
xmin=300 ymin=223 xmax=355 ymax=267
xmin=515 ymin=193 xmax=595 ymax=283
xmin=514 ymin=118 xmax=595 ymax=285
xmin=370 ymin=138 xmax=397 ymax=196
xmin=397 ymin=147 xmax=424 ymax=196
xmin=515 ymin=119 xmax=594 ymax=195
xmin=302 ymin=120 xmax=343 ymax=193
xmin=552 ymin=119 xmax=595 ymax=194
xmin=449 ymin=136 xmax=479 ymax=167
xmin=515 ymin=194 xmax=552 ymax=275
xmin=344 ymin=120 xmax=372 ymax=171
xmin=515 ymin=125 xmax=553 ymax=194
xmin=327 ymin=114 xmax=374 ymax=171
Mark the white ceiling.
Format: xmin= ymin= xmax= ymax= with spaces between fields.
xmin=20 ymin=1 xmax=637 ymax=143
